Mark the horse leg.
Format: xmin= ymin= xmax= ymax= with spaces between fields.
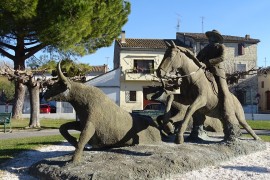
xmin=72 ymin=121 xmax=95 ymax=164
xmin=161 ymin=102 xmax=189 ymax=135
xmin=161 ymin=94 xmax=175 ymax=134
xmin=222 ymin=96 xmax=242 ymax=141
xmin=175 ymin=97 xmax=206 ymax=144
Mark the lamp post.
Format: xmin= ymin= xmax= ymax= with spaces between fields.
xmin=250 ymin=88 xmax=254 ymax=120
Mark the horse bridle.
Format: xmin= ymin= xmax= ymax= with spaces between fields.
xmin=159 ymin=47 xmax=203 ymax=79
xmin=158 ymin=49 xmax=180 ymax=79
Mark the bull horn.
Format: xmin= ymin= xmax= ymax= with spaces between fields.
xmin=171 ymin=40 xmax=176 ymax=48
xmin=57 ymin=61 xmax=71 ymax=88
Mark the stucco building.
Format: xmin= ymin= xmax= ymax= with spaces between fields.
xmin=113 ymin=31 xmax=260 ymax=112
xmin=176 ymin=32 xmax=259 ymax=77
xmin=257 ymin=67 xmax=270 ymax=113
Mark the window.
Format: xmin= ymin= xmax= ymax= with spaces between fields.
xmin=261 ymin=81 xmax=264 ymax=88
xmin=134 ymin=60 xmax=154 ymax=74
xmin=238 ymin=43 xmax=245 ymax=55
xmin=236 ymin=64 xmax=246 ymax=79
xmin=236 ymin=90 xmax=246 ymax=105
xmin=125 ymin=91 xmax=136 ymax=102
xmin=266 ymin=91 xmax=270 ymax=110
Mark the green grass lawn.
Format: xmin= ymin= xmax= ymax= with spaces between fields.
xmin=246 ymin=120 xmax=270 ymax=130
xmin=0 ymin=118 xmax=78 ymax=165
xmin=0 ymin=135 xmax=66 ymax=164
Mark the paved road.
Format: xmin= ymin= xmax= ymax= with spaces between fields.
xmin=0 ymin=129 xmax=79 ymax=140
xmin=0 ymin=129 xmax=269 ymax=140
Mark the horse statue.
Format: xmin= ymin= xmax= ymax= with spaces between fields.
xmin=156 ymin=42 xmax=260 ymax=144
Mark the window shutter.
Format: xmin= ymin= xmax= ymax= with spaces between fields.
xmin=238 ymin=43 xmax=245 ymax=55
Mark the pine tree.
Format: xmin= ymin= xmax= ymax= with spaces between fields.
xmin=0 ymin=0 xmax=130 ymax=119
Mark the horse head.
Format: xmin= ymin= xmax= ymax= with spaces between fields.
xmin=156 ymin=41 xmax=182 ymax=79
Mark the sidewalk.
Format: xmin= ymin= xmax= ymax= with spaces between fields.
xmin=1 ymin=128 xmax=269 ymax=140
xmin=0 ymin=129 xmax=78 ymax=140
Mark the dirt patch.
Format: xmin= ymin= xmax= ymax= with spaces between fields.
xmin=30 ymin=137 xmax=266 ymax=180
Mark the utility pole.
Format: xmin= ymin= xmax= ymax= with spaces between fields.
xmin=105 ymin=57 xmax=109 ymax=65
xmin=201 ymin=16 xmax=205 ymax=33
xmin=250 ymin=88 xmax=254 ymax=120
xmin=176 ymin=14 xmax=181 ymax=32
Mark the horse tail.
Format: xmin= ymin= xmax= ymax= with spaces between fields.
xmin=233 ymin=95 xmax=261 ymax=140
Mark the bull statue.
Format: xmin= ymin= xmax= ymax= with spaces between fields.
xmin=44 ymin=61 xmax=162 ymax=163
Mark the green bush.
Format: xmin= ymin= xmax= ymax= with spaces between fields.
xmin=0 ymin=77 xmax=15 ymax=103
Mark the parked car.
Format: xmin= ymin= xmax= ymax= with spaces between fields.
xmin=144 ymin=103 xmax=165 ymax=111
xmin=50 ymin=105 xmax=56 ymax=113
xmin=40 ymin=104 xmax=51 ymax=113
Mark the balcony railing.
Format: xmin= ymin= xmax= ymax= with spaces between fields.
xmin=124 ymin=69 xmax=159 ymax=81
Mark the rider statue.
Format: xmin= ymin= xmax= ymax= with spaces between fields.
xmin=196 ymin=29 xmax=241 ymax=140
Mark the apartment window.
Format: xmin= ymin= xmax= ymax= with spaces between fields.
xmin=236 ymin=90 xmax=246 ymax=105
xmin=266 ymin=91 xmax=270 ymax=110
xmin=261 ymin=81 xmax=264 ymax=88
xmin=238 ymin=43 xmax=245 ymax=55
xmin=134 ymin=60 xmax=154 ymax=74
xmin=125 ymin=91 xmax=136 ymax=102
xmin=236 ymin=64 xmax=246 ymax=79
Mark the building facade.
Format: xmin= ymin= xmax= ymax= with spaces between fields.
xmin=176 ymin=32 xmax=260 ymax=76
xmin=113 ymin=34 xmax=170 ymax=111
xmin=257 ymin=67 xmax=270 ymax=113
xmin=113 ymin=31 xmax=260 ymax=112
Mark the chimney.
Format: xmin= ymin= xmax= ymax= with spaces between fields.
xmin=121 ymin=31 xmax=126 ymax=43
xmin=103 ymin=64 xmax=108 ymax=73
xmin=245 ymin=34 xmax=250 ymax=40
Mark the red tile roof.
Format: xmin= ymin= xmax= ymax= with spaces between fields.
xmin=177 ymin=32 xmax=260 ymax=43
xmin=115 ymin=33 xmax=259 ymax=49
xmin=115 ymin=38 xmax=186 ymax=49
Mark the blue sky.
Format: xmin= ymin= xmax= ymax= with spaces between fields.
xmin=80 ymin=0 xmax=270 ymax=70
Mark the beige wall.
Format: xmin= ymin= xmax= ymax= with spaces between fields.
xmin=119 ymin=50 xmax=165 ymax=73
xmin=224 ymin=43 xmax=257 ymax=76
xmin=119 ymin=50 xmax=164 ymax=112
xmin=194 ymin=42 xmax=258 ymax=75
xmin=258 ymin=72 xmax=270 ymax=112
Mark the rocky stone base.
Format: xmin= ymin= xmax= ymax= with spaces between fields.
xmin=30 ymin=138 xmax=266 ymax=180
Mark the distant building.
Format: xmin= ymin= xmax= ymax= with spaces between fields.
xmin=176 ymin=32 xmax=260 ymax=77
xmin=112 ymin=31 xmax=260 ymax=112
xmin=257 ymin=67 xmax=270 ymax=113
xmin=85 ymin=64 xmax=109 ymax=80
xmin=113 ymin=31 xmax=175 ymax=111
xmin=85 ymin=68 xmax=121 ymax=105
xmin=177 ymin=32 xmax=261 ymax=112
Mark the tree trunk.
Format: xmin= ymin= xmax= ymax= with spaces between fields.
xmin=12 ymin=53 xmax=26 ymax=119
xmin=28 ymin=85 xmax=40 ymax=128
xmin=12 ymin=82 xmax=26 ymax=119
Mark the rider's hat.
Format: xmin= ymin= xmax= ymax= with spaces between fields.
xmin=205 ymin=29 xmax=223 ymax=43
